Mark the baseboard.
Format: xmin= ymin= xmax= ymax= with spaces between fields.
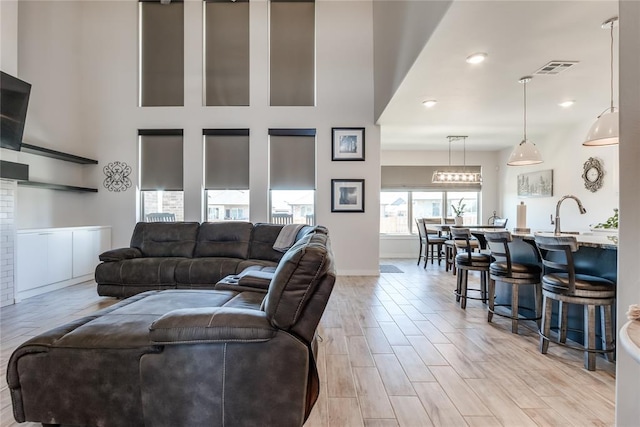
xmin=337 ymin=269 xmax=380 ymax=277
xmin=15 ymin=274 xmax=93 ymax=302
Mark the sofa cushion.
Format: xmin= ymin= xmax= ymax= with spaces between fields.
xmin=130 ymin=222 xmax=200 ymax=258
xmin=95 ymin=257 xmax=184 ymax=286
xmin=247 ymin=223 xmax=286 ymax=262
xmin=194 ymin=221 xmax=253 ymax=258
xmin=174 ymin=257 xmax=243 ymax=287
xmin=263 ymin=227 xmax=331 ymax=330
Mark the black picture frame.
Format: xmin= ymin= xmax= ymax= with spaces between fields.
xmin=331 ymin=179 xmax=365 ymax=213
xmin=332 ymin=127 xmax=365 ymax=161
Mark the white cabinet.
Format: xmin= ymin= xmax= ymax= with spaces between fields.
xmin=17 ymin=226 xmax=111 ymax=300
xmin=72 ymin=228 xmax=111 ymax=277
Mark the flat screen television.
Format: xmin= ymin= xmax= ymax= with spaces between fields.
xmin=1 ymin=71 xmax=31 ymax=151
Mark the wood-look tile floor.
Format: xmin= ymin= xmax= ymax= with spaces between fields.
xmin=0 ymin=259 xmax=615 ymax=427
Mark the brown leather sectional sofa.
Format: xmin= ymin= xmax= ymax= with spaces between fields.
xmin=95 ymin=221 xmax=311 ymax=298
xmin=7 ymin=224 xmax=335 ymax=427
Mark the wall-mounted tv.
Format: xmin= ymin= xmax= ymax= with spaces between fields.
xmin=1 ymin=71 xmax=31 ymax=151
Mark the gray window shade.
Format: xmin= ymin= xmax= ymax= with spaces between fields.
xmin=381 ymin=166 xmax=482 ymax=191
xmin=140 ymin=132 xmax=184 ymax=191
xmin=270 ymin=134 xmax=315 ymax=190
xmin=205 ymin=0 xmax=249 ymax=106
xmin=204 ymin=133 xmax=250 ymax=190
xmin=269 ymin=0 xmax=315 ymax=106
xmin=140 ymin=1 xmax=184 ymax=106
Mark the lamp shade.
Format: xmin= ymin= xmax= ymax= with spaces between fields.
xmin=507 ymin=139 xmax=543 ymax=166
xmin=583 ymin=109 xmax=619 ymax=146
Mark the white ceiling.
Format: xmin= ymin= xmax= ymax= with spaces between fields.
xmin=377 ymin=0 xmax=619 ymax=152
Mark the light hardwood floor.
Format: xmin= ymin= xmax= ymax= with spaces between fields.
xmin=0 ymin=259 xmax=615 ymax=427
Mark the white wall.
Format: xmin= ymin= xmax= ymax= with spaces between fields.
xmin=616 ymin=1 xmax=640 ymax=425
xmin=497 ymin=122 xmax=619 ymax=233
xmin=15 ymin=1 xmax=96 ymax=229
xmin=15 ymin=0 xmax=380 ymax=275
xmin=372 ymin=0 xmax=451 ymax=120
xmin=380 ymin=149 xmax=500 ymax=258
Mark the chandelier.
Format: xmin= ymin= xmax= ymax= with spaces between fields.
xmin=432 ymin=136 xmax=482 ymax=184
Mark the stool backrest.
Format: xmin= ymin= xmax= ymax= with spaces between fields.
xmin=534 ymin=235 xmax=578 ymax=293
xmin=484 ymin=231 xmax=513 ymax=273
xmin=450 ymin=227 xmax=474 ymax=262
xmin=416 ymin=218 xmax=427 ymax=240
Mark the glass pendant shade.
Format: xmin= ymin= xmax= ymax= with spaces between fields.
xmin=507 ymin=139 xmax=543 ymax=166
xmin=583 ymin=109 xmax=619 ymax=146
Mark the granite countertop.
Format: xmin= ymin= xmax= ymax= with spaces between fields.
xmin=510 ymin=231 xmax=618 ymax=250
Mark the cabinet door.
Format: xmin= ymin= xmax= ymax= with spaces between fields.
xmin=47 ymin=231 xmax=73 ymax=284
xmin=17 ymin=233 xmax=48 ymax=292
xmin=73 ymin=230 xmax=96 ymax=277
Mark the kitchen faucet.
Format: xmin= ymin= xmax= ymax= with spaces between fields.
xmin=553 ymin=195 xmax=587 ymax=235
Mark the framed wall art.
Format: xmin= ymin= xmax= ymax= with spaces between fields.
xmin=517 ymin=169 xmax=553 ymax=197
xmin=331 ymin=179 xmax=365 ymax=212
xmin=332 ymin=127 xmax=365 ymax=161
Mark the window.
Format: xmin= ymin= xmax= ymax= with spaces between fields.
xmin=269 ymin=0 xmax=315 ymax=106
xmin=269 ymin=129 xmax=315 ymax=225
xmin=204 ymin=129 xmax=250 ymax=221
xmin=380 ymin=165 xmax=481 ymax=234
xmin=204 ymin=0 xmax=249 ymax=106
xmin=139 ymin=0 xmax=184 ymax=107
xmin=380 ymin=191 xmax=479 ymax=234
xmin=139 ymin=130 xmax=184 ymax=221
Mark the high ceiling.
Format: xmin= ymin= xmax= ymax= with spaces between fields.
xmin=377 ymin=0 xmax=619 ymax=152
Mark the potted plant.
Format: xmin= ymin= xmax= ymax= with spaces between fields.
xmin=592 ymin=208 xmax=618 ymax=233
xmin=451 ymin=198 xmax=466 ymax=225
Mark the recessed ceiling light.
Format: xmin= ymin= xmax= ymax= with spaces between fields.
xmin=558 ymin=100 xmax=575 ymax=108
xmin=422 ymin=99 xmax=437 ymax=108
xmin=466 ymin=52 xmax=487 ymax=64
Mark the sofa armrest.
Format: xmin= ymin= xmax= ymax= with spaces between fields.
xmin=149 ymin=307 xmax=277 ymax=344
xmin=99 ymin=247 xmax=142 ymax=262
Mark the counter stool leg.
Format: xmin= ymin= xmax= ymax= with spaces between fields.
xmin=511 ymin=284 xmax=520 ymax=334
xmin=480 ymin=272 xmax=488 ymax=304
xmin=540 ymin=296 xmax=552 ymax=354
xmin=600 ymin=305 xmax=615 ymax=363
xmin=488 ymin=278 xmax=496 ymax=322
xmin=559 ymin=302 xmax=569 ymax=343
xmin=455 ymin=272 xmax=462 ymax=302
xmin=460 ymin=271 xmax=469 ymax=309
xmin=585 ymin=304 xmax=597 ymax=371
xmin=535 ymin=283 xmax=543 ymax=329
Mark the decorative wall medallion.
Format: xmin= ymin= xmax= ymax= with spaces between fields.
xmin=582 ymin=157 xmax=604 ymax=193
xmin=103 ymin=161 xmax=132 ymax=192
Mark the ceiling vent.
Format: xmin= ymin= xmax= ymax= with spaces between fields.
xmin=534 ymin=61 xmax=578 ymax=75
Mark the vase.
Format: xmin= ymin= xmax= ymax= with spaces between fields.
xmin=454 ymin=216 xmax=463 ymax=225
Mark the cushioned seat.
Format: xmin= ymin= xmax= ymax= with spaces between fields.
xmin=485 ymin=231 xmax=542 ymax=334
xmin=541 ymin=273 xmax=615 ymax=295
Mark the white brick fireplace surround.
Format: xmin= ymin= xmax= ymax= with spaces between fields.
xmin=0 ymin=179 xmax=17 ymax=307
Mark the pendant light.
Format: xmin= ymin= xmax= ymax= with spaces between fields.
xmin=507 ymin=76 xmax=543 ymax=166
xmin=432 ymin=136 xmax=482 ymax=184
xmin=583 ymin=16 xmax=619 ymax=146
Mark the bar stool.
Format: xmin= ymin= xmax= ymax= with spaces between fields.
xmin=416 ymin=218 xmax=446 ymax=267
xmin=534 ymin=235 xmax=616 ymax=371
xmin=450 ymin=228 xmax=491 ymax=309
xmin=485 ymin=231 xmax=542 ymax=334
xmin=445 ymin=228 xmax=480 ymax=275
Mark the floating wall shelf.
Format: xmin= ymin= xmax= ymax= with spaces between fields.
xmin=21 ymin=143 xmax=98 ymax=165
xmin=18 ymin=181 xmax=98 ymax=193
